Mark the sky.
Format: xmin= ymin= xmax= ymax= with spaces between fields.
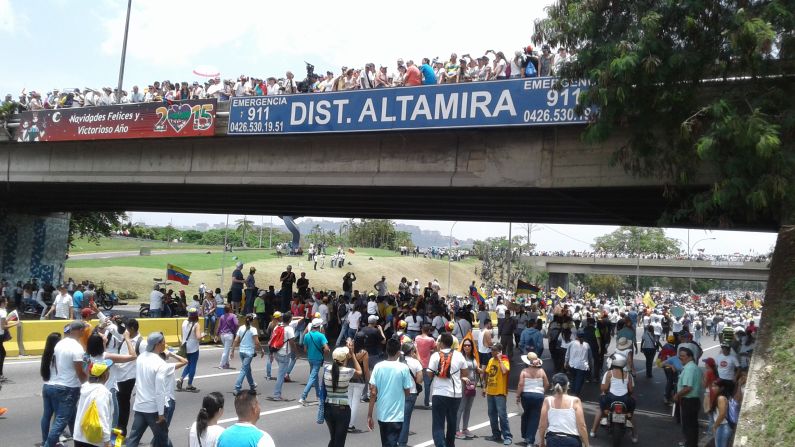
xmin=4 ymin=1 xmax=779 ymax=254
xmin=1 ymin=0 xmax=551 ymax=96
xmin=128 ymin=212 xmax=778 ymax=255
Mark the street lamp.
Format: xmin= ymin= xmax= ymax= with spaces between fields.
xmin=116 ymin=0 xmax=132 ymax=103
xmin=687 ymin=231 xmax=716 ymax=292
xmin=447 ymin=221 xmax=458 ymax=297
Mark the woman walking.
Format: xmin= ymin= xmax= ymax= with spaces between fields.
xmin=178 ymin=308 xmax=202 ymax=391
xmin=538 ymin=373 xmax=590 ymax=447
xmin=640 ymin=325 xmax=660 ymax=378
xmin=0 ymin=296 xmax=19 ymax=382
xmin=325 ymin=342 xmax=362 ymax=447
xmin=346 ymin=334 xmax=369 ymax=432
xmin=231 ymin=314 xmax=265 ymax=395
xmin=189 ymin=392 xmax=225 ymax=447
xmin=217 ymin=305 xmax=238 ymax=369
xmin=39 ymin=332 xmax=63 ymax=445
xmin=709 ymin=379 xmax=735 ymax=447
xmin=518 ymin=352 xmax=549 ymax=446
xmin=398 ymin=342 xmax=424 ymax=447
xmin=456 ymin=337 xmax=481 ymax=439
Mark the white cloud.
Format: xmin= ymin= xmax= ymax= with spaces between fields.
xmin=97 ymin=0 xmax=551 ymax=76
xmin=0 ymin=0 xmax=17 ymax=33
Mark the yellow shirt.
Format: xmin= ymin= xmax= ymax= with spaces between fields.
xmin=485 ymin=355 xmax=510 ymax=396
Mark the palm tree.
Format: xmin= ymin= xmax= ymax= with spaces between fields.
xmin=235 ymin=216 xmax=254 ymax=247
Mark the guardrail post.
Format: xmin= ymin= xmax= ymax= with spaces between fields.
xmin=16 ymin=321 xmax=26 ymax=356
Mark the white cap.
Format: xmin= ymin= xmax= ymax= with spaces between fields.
xmin=311 ymin=318 xmax=323 ymax=328
xmin=368 ymin=315 xmax=379 ymax=324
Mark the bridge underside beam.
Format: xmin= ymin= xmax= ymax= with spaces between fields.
xmin=4 ymin=182 xmax=696 ymax=228
xmin=546 ymin=263 xmax=769 ymax=281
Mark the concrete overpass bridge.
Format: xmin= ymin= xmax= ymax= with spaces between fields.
xmin=529 ymin=256 xmax=770 ymax=288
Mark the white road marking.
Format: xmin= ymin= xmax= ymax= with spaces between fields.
xmin=411 ymin=412 xmax=519 ymax=446
xmin=215 ymin=404 xmax=302 ymax=425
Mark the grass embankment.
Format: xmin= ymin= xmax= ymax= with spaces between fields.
xmin=65 ymin=246 xmax=475 ymax=301
xmin=737 ymin=226 xmax=795 ymax=446
xmin=70 ymin=236 xmax=222 ymax=253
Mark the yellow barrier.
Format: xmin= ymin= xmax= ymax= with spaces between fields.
xmin=14 ymin=317 xmax=205 ymax=356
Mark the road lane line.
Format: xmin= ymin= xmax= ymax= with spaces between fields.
xmin=411 ymin=412 xmax=519 ymax=447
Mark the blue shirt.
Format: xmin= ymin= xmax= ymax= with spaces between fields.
xmin=237 ymin=325 xmax=257 ymax=355
xmin=304 ymin=331 xmax=328 ymax=361
xmin=217 ymin=423 xmax=275 ymax=447
xmin=231 ymin=268 xmax=244 ymax=290
xmin=664 ymin=356 xmax=683 ymax=372
xmin=72 ymin=291 xmax=83 ymax=309
xmin=519 ymin=327 xmax=544 ymax=355
xmin=420 ymin=64 xmax=437 ymax=85
xmin=369 ymin=360 xmax=412 ymax=422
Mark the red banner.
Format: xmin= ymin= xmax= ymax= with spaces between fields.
xmin=14 ymin=99 xmax=217 ymax=142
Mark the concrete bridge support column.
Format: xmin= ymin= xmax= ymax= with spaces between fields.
xmin=0 ymin=212 xmax=69 ymax=288
xmin=547 ymin=272 xmax=569 ymax=293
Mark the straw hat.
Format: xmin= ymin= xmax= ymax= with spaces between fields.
xmin=522 ymin=352 xmax=543 ymax=367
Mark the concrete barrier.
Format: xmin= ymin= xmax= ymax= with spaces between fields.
xmin=14 ymin=317 xmax=204 ymax=356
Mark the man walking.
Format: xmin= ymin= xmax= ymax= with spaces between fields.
xmin=368 ymin=338 xmax=413 ymax=447
xmin=44 ymin=321 xmax=88 ymax=447
xmin=483 ymin=343 xmax=512 ymax=445
xmin=269 ymin=312 xmax=297 ymax=401
xmin=427 ymin=333 xmax=470 ymax=447
xmin=299 ymin=318 xmax=329 ymax=406
xmin=673 ymin=347 xmax=703 ymax=447
xmin=126 ymin=332 xmax=172 ymax=447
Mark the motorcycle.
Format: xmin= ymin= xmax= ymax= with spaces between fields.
xmin=139 ymin=303 xmax=150 ymax=318
xmin=95 ymin=287 xmax=114 ymax=311
xmin=601 ymin=400 xmax=631 ymax=447
xmin=22 ymin=298 xmax=46 ymax=319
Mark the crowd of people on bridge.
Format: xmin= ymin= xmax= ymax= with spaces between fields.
xmin=0 ymin=260 xmax=762 ymax=447
xmin=530 ymin=250 xmax=769 ymax=263
xmin=2 ymin=44 xmax=574 ymax=113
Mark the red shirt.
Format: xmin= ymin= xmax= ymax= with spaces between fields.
xmin=415 ymin=334 xmax=436 ymax=368
xmin=404 ymin=66 xmax=422 ymax=86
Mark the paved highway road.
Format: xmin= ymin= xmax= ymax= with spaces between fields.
xmin=0 ymin=327 xmax=719 ymax=446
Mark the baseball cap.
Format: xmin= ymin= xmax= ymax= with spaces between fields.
xmin=273 ymin=311 xmax=282 ymax=319
xmin=146 ymin=332 xmax=165 ymax=352
xmin=81 ymin=308 xmax=94 ymax=319
xmin=368 ymin=315 xmax=379 ymax=324
xmin=332 ymin=347 xmax=349 ymax=363
xmin=90 ymin=359 xmax=114 ymax=377
xmin=311 ymin=318 xmax=323 ymax=328
xmin=64 ymin=321 xmax=88 ymax=334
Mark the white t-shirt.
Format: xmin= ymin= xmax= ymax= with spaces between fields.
xmin=150 ymin=290 xmax=164 ymax=310
xmin=116 ymin=334 xmax=142 ymax=382
xmin=182 ymin=320 xmax=201 ymax=354
xmin=404 ymin=357 xmax=423 ymax=394
xmin=53 ymin=293 xmax=72 ymax=318
xmin=428 ymin=349 xmax=467 ymax=398
xmin=277 ymin=325 xmax=296 ymax=355
xmin=367 ymin=301 xmax=378 ymax=315
xmin=189 ymin=422 xmax=224 ymax=447
xmin=347 ymin=311 xmax=362 ymax=330
xmin=214 ymin=292 xmax=225 ymax=307
xmin=716 ymin=352 xmax=740 ymax=380
xmin=50 ymin=337 xmax=86 ymax=388
xmin=496 ymin=304 xmax=508 ymax=318
xmin=73 ymin=383 xmax=113 ymax=445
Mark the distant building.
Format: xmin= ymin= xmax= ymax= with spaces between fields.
xmin=195 ymin=223 xmax=209 ymax=231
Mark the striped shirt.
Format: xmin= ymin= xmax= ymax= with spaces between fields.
xmin=324 ymin=365 xmax=355 ymax=405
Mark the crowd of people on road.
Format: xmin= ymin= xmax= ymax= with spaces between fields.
xmin=0 ymin=259 xmax=762 ymax=447
xmin=2 ymin=44 xmax=573 ymax=113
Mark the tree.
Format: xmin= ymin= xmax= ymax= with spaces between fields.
xmin=235 ymin=217 xmax=254 ymax=247
xmin=68 ymin=212 xmax=127 ymax=246
xmin=535 ymin=4 xmax=793 ymax=442
xmin=584 ymin=275 xmax=626 ymax=297
xmin=534 ymin=0 xmax=794 ymax=227
xmin=593 ymin=226 xmax=680 ymax=256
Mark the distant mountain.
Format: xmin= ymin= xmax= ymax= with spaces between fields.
xmin=186 ymin=218 xmax=475 ymax=248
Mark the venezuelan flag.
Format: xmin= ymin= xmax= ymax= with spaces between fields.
xmin=471 ymin=288 xmax=485 ymax=306
xmin=167 ymin=264 xmax=192 ymax=285
xmin=516 ymin=279 xmax=540 ymax=295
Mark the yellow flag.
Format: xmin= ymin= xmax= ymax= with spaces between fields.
xmin=555 ymin=287 xmax=568 ymax=299
xmin=585 ymin=292 xmax=595 ymax=301
xmin=735 ymin=300 xmax=744 ymax=309
xmin=753 ymin=299 xmax=761 ymax=309
xmin=643 ymin=292 xmax=657 ymax=309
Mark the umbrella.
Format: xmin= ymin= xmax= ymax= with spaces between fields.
xmin=192 ymin=65 xmax=220 ymax=78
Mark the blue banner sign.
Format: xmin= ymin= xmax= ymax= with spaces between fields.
xmin=228 ymin=77 xmax=591 ymax=135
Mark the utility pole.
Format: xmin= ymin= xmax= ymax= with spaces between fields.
xmin=447 ymin=222 xmax=458 ymax=297
xmin=506 ymin=222 xmax=513 ymax=289
xmin=220 ymin=214 xmax=229 ymax=291
xmin=269 ymin=216 xmax=273 ymax=249
xmin=259 ymin=216 xmax=264 ymax=248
